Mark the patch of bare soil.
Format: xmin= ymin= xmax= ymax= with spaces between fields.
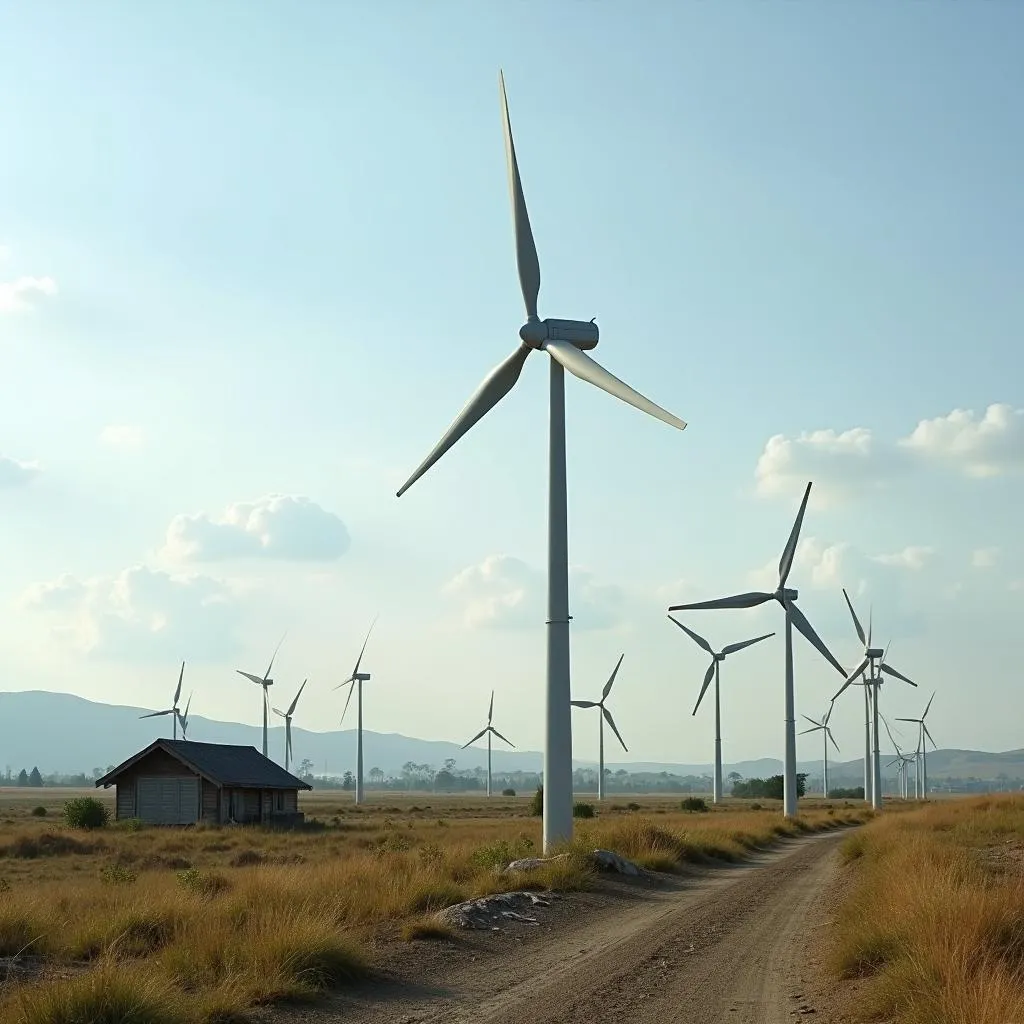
xmin=270 ymin=829 xmax=859 ymax=1024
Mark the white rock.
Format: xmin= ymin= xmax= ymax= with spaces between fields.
xmin=435 ymin=890 xmax=555 ymax=930
xmin=591 ymin=848 xmax=642 ymax=875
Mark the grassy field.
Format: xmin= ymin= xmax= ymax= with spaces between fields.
xmin=0 ymin=787 xmax=869 ymax=1023
xmin=831 ymin=793 xmax=1024 ymax=1024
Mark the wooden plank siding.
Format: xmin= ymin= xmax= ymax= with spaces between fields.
xmin=115 ymin=779 xmax=136 ymax=820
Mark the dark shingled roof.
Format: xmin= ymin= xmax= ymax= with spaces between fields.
xmin=96 ymin=739 xmax=312 ymax=791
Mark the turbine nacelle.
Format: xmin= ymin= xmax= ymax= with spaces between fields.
xmin=776 ymin=587 xmax=798 ymax=604
xmin=867 ymin=647 xmax=885 ymax=660
xmin=353 ymin=672 xmax=371 ymax=682
xmin=519 ymin=317 xmax=599 ymax=350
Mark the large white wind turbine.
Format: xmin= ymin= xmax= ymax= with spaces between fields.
xmin=139 ymin=662 xmax=186 ymax=739
xmin=833 ymin=637 xmax=916 ymax=810
xmin=176 ymin=693 xmax=192 ymax=741
xmin=667 ymin=618 xmax=774 ymax=803
xmin=571 ymin=654 xmax=629 ymax=801
xmin=236 ymin=634 xmax=286 ymax=758
xmin=799 ymin=706 xmax=840 ymax=798
xmin=335 ymin=617 xmax=377 ymax=805
xmin=461 ymin=690 xmax=516 ymax=797
xmin=897 ymin=692 xmax=937 ymax=799
xmin=669 ymin=481 xmax=846 ymax=818
xmin=273 ymin=679 xmax=307 ymax=773
xmin=837 ymin=589 xmax=879 ymax=803
xmin=395 ymin=72 xmax=687 ymax=852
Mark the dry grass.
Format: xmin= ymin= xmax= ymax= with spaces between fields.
xmin=830 ymin=794 xmax=1024 ymax=1024
xmin=0 ymin=789 xmax=868 ymax=1022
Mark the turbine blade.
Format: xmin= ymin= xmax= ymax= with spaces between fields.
xmin=867 ymin=606 xmax=873 ymax=649
xmin=272 ymin=708 xmax=286 ymax=718
xmin=498 ymin=70 xmax=541 ymax=319
xmin=352 ymin=615 xmax=379 ymax=679
xmin=264 ymin=631 xmax=287 ymax=682
xmin=667 ymin=615 xmax=713 ymax=654
xmin=339 ymin=681 xmax=355 ymax=726
xmin=490 ymin=726 xmax=515 ymax=748
xmin=174 ymin=661 xmax=184 ymax=705
xmin=800 ymin=714 xmax=822 ymax=727
xmin=544 ymin=340 xmax=687 ymax=431
xmin=488 ymin=689 xmax=494 ymax=725
xmin=139 ymin=709 xmax=172 ymax=719
xmin=923 ymin=691 xmax=936 ymax=718
xmin=881 ymin=663 xmax=916 ymax=686
xmin=894 ymin=717 xmax=919 ymax=723
xmin=571 ymin=700 xmax=599 ymax=708
xmin=824 ymin=702 xmax=835 ymax=726
xmin=692 ymin=661 xmax=716 ymax=716
xmin=841 ymin=588 xmax=866 ymax=647
xmin=832 ymin=653 xmax=871 ymax=701
xmin=287 ymin=678 xmax=308 ymax=716
xmin=602 ymin=707 xmax=628 ymax=752
xmin=670 ymin=592 xmax=773 ymax=612
xmin=237 ymin=670 xmax=266 ymax=686
xmin=287 ymin=720 xmax=293 ymax=762
xmin=798 ymin=726 xmax=819 ymax=735
xmin=602 ymin=653 xmax=625 ymax=699
xmin=827 ymin=727 xmax=840 ymax=753
xmin=790 ymin=602 xmax=846 ymax=677
xmin=923 ymin=723 xmax=938 ymax=749
xmin=182 ymin=693 xmax=191 ymax=719
xmin=778 ymin=481 xmax=812 ymax=588
xmin=396 ymin=344 xmax=532 ymax=497
xmin=721 ymin=631 xmax=775 ymax=656
xmin=461 ymin=728 xmax=489 ymax=749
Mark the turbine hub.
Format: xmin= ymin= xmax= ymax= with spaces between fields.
xmin=518 ymin=317 xmax=600 ymax=351
xmin=714 ymin=653 xmax=725 ymax=662
xmin=777 ymin=587 xmax=799 ymax=603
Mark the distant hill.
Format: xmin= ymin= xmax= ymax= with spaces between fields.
xmin=0 ymin=690 xmax=1020 ymax=782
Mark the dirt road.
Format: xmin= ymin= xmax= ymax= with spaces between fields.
xmin=280 ymin=830 xmax=850 ymax=1024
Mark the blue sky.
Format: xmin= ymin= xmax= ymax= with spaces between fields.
xmin=2 ymin=1 xmax=1022 ymax=770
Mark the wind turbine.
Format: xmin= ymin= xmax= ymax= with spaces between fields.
xmin=571 ymin=654 xmax=629 ymax=801
xmin=236 ymin=634 xmax=286 ymax=758
xmin=175 ymin=693 xmax=192 ymax=741
xmin=799 ymin=706 xmax=840 ymax=798
xmin=273 ymin=679 xmax=307 ymax=773
xmin=897 ymin=693 xmax=937 ymax=799
xmin=461 ymin=690 xmax=515 ymax=797
xmin=667 ymin=618 xmax=774 ymax=803
xmin=335 ymin=617 xmax=377 ymax=805
xmin=394 ymin=72 xmax=687 ymax=852
xmin=833 ymin=636 xmax=916 ymax=810
xmin=668 ymin=481 xmax=846 ymax=818
xmin=139 ymin=662 xmax=185 ymax=739
xmin=835 ymin=589 xmax=877 ymax=803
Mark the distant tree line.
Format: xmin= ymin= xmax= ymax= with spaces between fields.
xmin=730 ymin=774 xmax=807 ymax=800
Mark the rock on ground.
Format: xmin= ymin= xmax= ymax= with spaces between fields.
xmin=435 ymin=891 xmax=555 ymax=930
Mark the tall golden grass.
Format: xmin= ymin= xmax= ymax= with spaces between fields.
xmin=0 ymin=791 xmax=867 ymax=1023
xmin=831 ymin=794 xmax=1024 ymax=1024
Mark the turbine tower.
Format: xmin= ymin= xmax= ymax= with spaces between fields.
xmin=176 ymin=693 xmax=192 ymax=741
xmin=668 ymin=481 xmax=846 ymax=818
xmin=833 ymin=639 xmax=916 ymax=810
xmin=571 ymin=654 xmax=629 ymax=801
xmin=395 ymin=72 xmax=687 ymax=852
xmin=335 ymin=617 xmax=377 ymax=805
xmin=799 ymin=706 xmax=839 ymax=798
xmin=667 ymin=618 xmax=774 ymax=803
xmin=273 ymin=679 xmax=307 ymax=773
xmin=897 ymin=693 xmax=937 ymax=799
xmin=461 ymin=691 xmax=515 ymax=797
xmin=236 ymin=634 xmax=285 ymax=758
xmin=139 ymin=662 xmax=186 ymax=739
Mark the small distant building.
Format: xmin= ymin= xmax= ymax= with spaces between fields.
xmin=95 ymin=739 xmax=312 ymax=826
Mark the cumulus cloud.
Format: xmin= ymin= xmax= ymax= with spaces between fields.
xmin=443 ymin=554 xmax=625 ymax=630
xmin=0 ymin=454 xmax=42 ymax=489
xmin=99 ymin=424 xmax=145 ymax=450
xmin=747 ymin=536 xmax=862 ymax=594
xmin=899 ymin=404 xmax=1024 ymax=477
xmin=754 ymin=428 xmax=906 ymax=505
xmin=870 ymin=546 xmax=934 ymax=571
xmin=971 ymin=547 xmax=999 ymax=569
xmin=0 ymin=275 xmax=57 ymax=313
xmin=163 ymin=494 xmax=350 ymax=562
xmin=20 ymin=565 xmax=242 ymax=659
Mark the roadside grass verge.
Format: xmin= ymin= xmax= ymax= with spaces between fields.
xmin=830 ymin=795 xmax=1024 ymax=1024
xmin=0 ymin=797 xmax=867 ymax=1021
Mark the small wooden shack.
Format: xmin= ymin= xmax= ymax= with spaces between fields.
xmin=95 ymin=739 xmax=312 ymax=826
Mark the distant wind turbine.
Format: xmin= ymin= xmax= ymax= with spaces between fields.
xmin=461 ymin=690 xmax=515 ymax=797
xmin=273 ymin=679 xmax=307 ymax=773
xmin=139 ymin=662 xmax=185 ymax=739
xmin=176 ymin=693 xmax=192 ymax=741
xmin=799 ymin=706 xmax=840 ymax=798
xmin=236 ymin=633 xmax=286 ymax=758
xmin=897 ymin=692 xmax=937 ymax=799
xmin=669 ymin=481 xmax=847 ymax=818
xmin=668 ymin=618 xmax=774 ymax=804
xmin=571 ymin=654 xmax=629 ymax=801
xmin=335 ymin=616 xmax=377 ymax=805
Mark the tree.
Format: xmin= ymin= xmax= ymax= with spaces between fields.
xmin=16 ymin=769 xmax=28 ymax=787
xmin=727 ymin=771 xmax=742 ymax=784
xmin=297 ymin=758 xmax=314 ymax=779
xmin=369 ymin=767 xmax=384 ymax=786
xmin=29 ymin=767 xmax=43 ymax=787
xmin=341 ymin=771 xmax=355 ymax=791
xmin=443 ymin=758 xmax=456 ymax=775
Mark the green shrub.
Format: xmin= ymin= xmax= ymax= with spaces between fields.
xmin=530 ymin=785 xmax=544 ymax=816
xmin=176 ymin=867 xmax=229 ymax=898
xmin=681 ymin=797 xmax=709 ymax=813
xmin=30 ymin=806 xmax=47 ymax=818
xmin=62 ymin=797 xmax=110 ymax=830
xmin=573 ymin=801 xmax=596 ymax=819
xmin=470 ymin=836 xmax=534 ymax=869
xmin=100 ymin=863 xmax=138 ymax=885
xmin=501 ymin=788 xmax=516 ymax=797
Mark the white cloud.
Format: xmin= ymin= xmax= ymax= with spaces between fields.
xmin=20 ymin=565 xmax=242 ymax=659
xmin=443 ymin=554 xmax=625 ymax=630
xmin=754 ymin=428 xmax=904 ymax=505
xmin=0 ymin=275 xmax=57 ymax=313
xmin=99 ymin=424 xmax=145 ymax=450
xmin=971 ymin=547 xmax=999 ymax=569
xmin=899 ymin=403 xmax=1024 ymax=477
xmin=870 ymin=546 xmax=934 ymax=571
xmin=748 ymin=536 xmax=860 ymax=593
xmin=162 ymin=494 xmax=350 ymax=562
xmin=0 ymin=454 xmax=42 ymax=489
